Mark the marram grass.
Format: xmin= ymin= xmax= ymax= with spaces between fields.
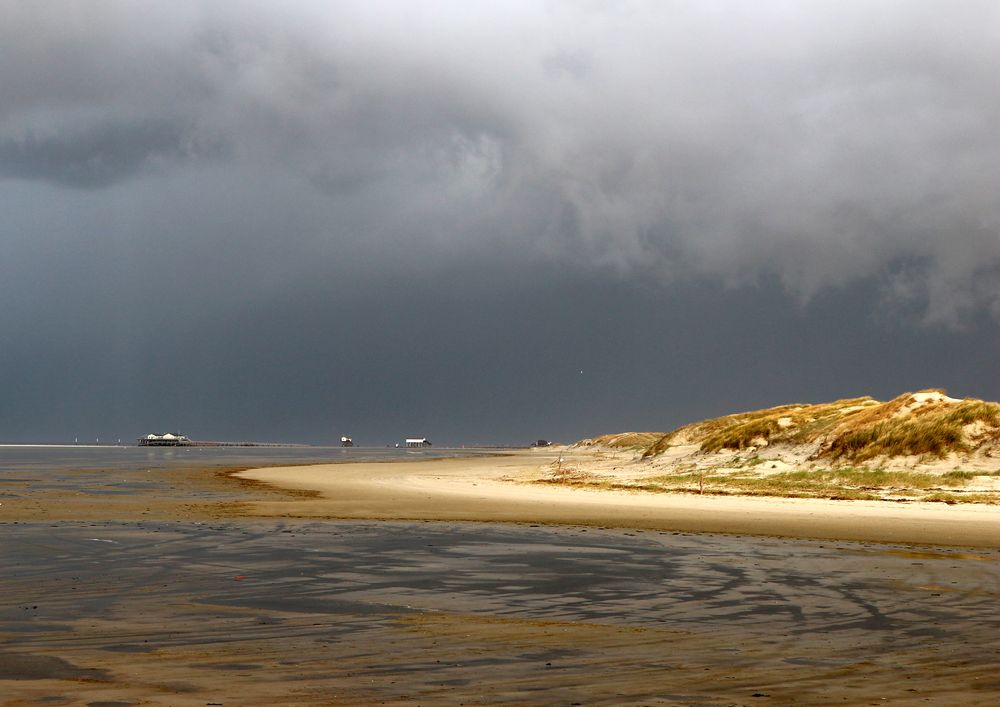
xmin=636 ymin=391 xmax=1000 ymax=462
xmin=543 ymin=468 xmax=999 ymax=504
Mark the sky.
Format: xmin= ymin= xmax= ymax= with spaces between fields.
xmin=1 ymin=0 xmax=997 ymax=446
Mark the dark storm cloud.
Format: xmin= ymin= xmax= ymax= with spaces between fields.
xmin=0 ymin=120 xmax=189 ymax=188
xmin=1 ymin=0 xmax=995 ymax=322
xmin=0 ymin=1 xmax=997 ymax=443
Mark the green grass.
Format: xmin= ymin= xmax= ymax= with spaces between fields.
xmin=943 ymin=401 xmax=1000 ymax=426
xmin=820 ymin=397 xmax=1000 ymax=462
xmin=648 ymin=468 xmax=968 ymax=497
xmin=922 ymin=492 xmax=999 ymax=505
xmin=942 ymin=470 xmax=977 ymax=481
xmin=700 ymin=418 xmax=782 ymax=452
xmin=541 ymin=466 xmax=999 ymax=504
xmin=824 ymin=419 xmax=967 ymax=462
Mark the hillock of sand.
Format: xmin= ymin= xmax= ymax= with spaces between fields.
xmin=563 ymin=390 xmax=1000 ymax=503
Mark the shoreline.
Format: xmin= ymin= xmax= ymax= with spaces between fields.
xmin=235 ymin=451 xmax=1000 ymax=549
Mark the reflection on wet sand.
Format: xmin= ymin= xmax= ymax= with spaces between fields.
xmin=3 ymin=520 xmax=998 ymax=704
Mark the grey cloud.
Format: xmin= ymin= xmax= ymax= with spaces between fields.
xmin=0 ymin=1 xmax=998 ymax=443
xmin=0 ymin=120 xmax=190 ymax=188
xmin=1 ymin=1 xmax=996 ymax=324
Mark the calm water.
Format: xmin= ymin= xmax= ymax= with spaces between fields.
xmin=0 ymin=445 xmax=499 ymax=501
xmin=0 ymin=444 xmax=490 ymax=477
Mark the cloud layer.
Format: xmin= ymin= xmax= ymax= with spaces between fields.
xmin=0 ymin=1 xmax=997 ymax=442
xmin=2 ymin=1 xmax=996 ymax=323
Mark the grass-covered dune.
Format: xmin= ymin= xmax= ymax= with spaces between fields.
xmin=567 ymin=391 xmax=1000 ymax=503
xmin=581 ymin=389 xmax=1000 ymax=463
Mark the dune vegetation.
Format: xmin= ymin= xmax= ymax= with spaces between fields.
xmin=575 ymin=431 xmax=664 ymax=451
xmin=565 ymin=390 xmax=1000 ymax=504
xmin=636 ymin=390 xmax=1000 ymax=463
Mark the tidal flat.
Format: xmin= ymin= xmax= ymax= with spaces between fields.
xmin=3 ymin=519 xmax=999 ymax=704
xmin=1 ymin=447 xmax=999 ymax=704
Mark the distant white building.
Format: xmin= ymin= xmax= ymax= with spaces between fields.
xmin=405 ymin=438 xmax=431 ymax=448
xmin=137 ymin=432 xmax=191 ymax=447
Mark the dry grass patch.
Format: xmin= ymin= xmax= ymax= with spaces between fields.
xmin=922 ymin=492 xmax=1000 ymax=505
xmin=824 ymin=420 xmax=965 ymax=461
xmin=636 ymin=390 xmax=1000 ymax=464
xmin=821 ymin=399 xmax=1000 ymax=462
xmin=944 ymin=401 xmax=1000 ymax=426
xmin=644 ymin=468 xmax=918 ymax=499
xmin=539 ymin=467 xmax=999 ymax=503
xmin=643 ymin=397 xmax=878 ymax=456
xmin=577 ymin=432 xmax=664 ymax=451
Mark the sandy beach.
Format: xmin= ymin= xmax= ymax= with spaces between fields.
xmin=235 ymin=450 xmax=1000 ymax=549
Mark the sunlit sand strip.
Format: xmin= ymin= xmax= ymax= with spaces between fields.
xmin=235 ymin=452 xmax=1000 ymax=549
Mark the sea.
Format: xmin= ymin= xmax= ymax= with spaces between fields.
xmin=0 ymin=444 xmax=497 ymax=503
xmin=0 ymin=443 xmax=480 ymax=477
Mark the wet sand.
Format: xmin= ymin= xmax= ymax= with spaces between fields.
xmin=235 ymin=452 xmax=1000 ymax=549
xmin=3 ymin=520 xmax=999 ymax=705
xmin=3 ymin=449 xmax=1000 ymax=704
